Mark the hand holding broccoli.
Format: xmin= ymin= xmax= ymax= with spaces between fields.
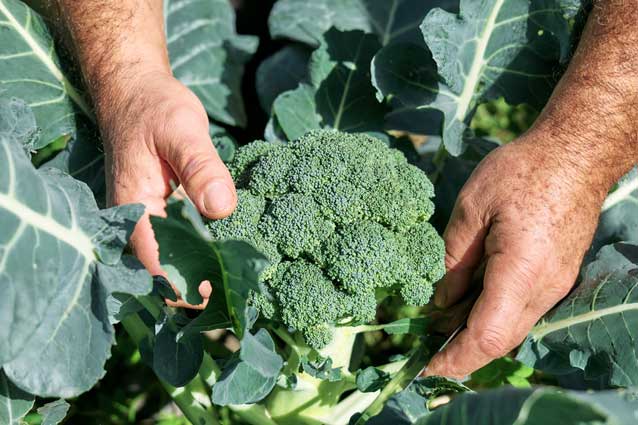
xmin=98 ymin=72 xmax=237 ymax=308
xmin=426 ymin=136 xmax=607 ymax=378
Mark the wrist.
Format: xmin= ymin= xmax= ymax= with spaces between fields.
xmin=515 ymin=125 xmax=631 ymax=204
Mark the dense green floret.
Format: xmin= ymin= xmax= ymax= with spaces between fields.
xmin=206 ymin=130 xmax=444 ymax=349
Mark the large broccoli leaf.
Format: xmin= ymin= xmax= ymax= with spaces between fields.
xmin=212 ymin=329 xmax=283 ymax=406
xmin=0 ymin=135 xmax=151 ymax=398
xmin=0 ymin=370 xmax=34 ymax=425
xmin=165 ymin=0 xmax=258 ymax=127
xmin=420 ymin=387 xmax=638 ymax=425
xmin=256 ymin=45 xmax=312 ymax=113
xmin=268 ymin=0 xmax=458 ymax=47
xmin=518 ymin=242 xmax=638 ymax=388
xmin=272 ymin=29 xmax=388 ymax=140
xmin=261 ymin=0 xmax=458 ymax=116
xmin=0 ymin=0 xmax=93 ymax=148
xmin=588 ymin=168 xmax=638 ymax=260
xmin=372 ymin=0 xmax=584 ymax=155
xmin=0 ymin=97 xmax=38 ymax=150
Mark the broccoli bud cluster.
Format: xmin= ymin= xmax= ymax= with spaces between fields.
xmin=207 ymin=130 xmax=445 ymax=348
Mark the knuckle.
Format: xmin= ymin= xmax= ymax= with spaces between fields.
xmin=444 ymin=246 xmax=464 ymax=271
xmin=508 ymin=256 xmax=540 ymax=293
xmin=476 ymin=326 xmax=510 ymax=358
xmin=179 ymin=154 xmax=212 ymax=185
xmin=162 ymin=102 xmax=208 ymax=135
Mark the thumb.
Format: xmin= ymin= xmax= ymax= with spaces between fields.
xmin=434 ymin=194 xmax=489 ymax=308
xmin=160 ymin=107 xmax=237 ymax=219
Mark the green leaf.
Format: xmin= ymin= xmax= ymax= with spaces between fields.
xmin=145 ymin=315 xmax=204 ymax=388
xmin=590 ymin=168 xmax=638 ymax=258
xmin=256 ymin=45 xmax=312 ymax=112
xmin=0 ymin=370 xmax=34 ymax=425
xmin=240 ymin=329 xmax=284 ymax=377
xmin=518 ymin=242 xmax=638 ymax=387
xmin=268 ymin=0 xmax=458 ymax=47
xmin=300 ymin=355 xmax=342 ymax=382
xmin=362 ymin=0 xmax=458 ymax=46
xmin=373 ymin=0 xmax=583 ymax=155
xmin=0 ymin=97 xmax=38 ymax=150
xmin=357 ymin=367 xmax=390 ymax=393
xmin=419 ymin=387 xmax=638 ymax=425
xmin=209 ymin=123 xmax=237 ymax=163
xmin=212 ymin=329 xmax=283 ymax=406
xmin=0 ymin=136 xmax=151 ymax=397
xmin=272 ymin=84 xmax=321 ymax=140
xmin=268 ymin=0 xmax=371 ymax=46
xmin=37 ymin=399 xmax=70 ymax=425
xmin=165 ymin=0 xmax=258 ymax=127
xmin=367 ymin=376 xmax=469 ymax=425
xmin=41 ymin=119 xmax=106 ymax=207
xmin=272 ymin=29 xmax=388 ymax=140
xmin=470 ymin=357 xmax=533 ymax=389
xmin=367 ymin=390 xmax=428 ymax=425
xmin=150 ymin=199 xmax=269 ymax=338
xmin=0 ymin=0 xmax=93 ymax=148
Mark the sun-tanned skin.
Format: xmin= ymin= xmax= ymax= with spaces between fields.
xmin=426 ymin=1 xmax=638 ymax=377
xmin=49 ymin=1 xmax=638 ymax=376
xmin=46 ymin=0 xmax=238 ymax=308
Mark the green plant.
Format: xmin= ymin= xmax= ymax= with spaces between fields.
xmin=188 ymin=129 xmax=445 ymax=423
xmin=3 ymin=1 xmax=638 ymax=425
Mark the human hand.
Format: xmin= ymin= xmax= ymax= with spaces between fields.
xmin=98 ymin=71 xmax=237 ymax=309
xmin=424 ymin=133 xmax=610 ymax=378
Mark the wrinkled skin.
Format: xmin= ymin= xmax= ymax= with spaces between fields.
xmin=425 ymin=136 xmax=606 ymax=378
xmin=425 ymin=2 xmax=638 ymax=378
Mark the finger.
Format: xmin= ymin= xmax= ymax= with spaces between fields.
xmin=106 ymin=141 xmax=174 ymax=276
xmin=159 ymin=106 xmax=237 ymax=219
xmin=425 ymin=252 xmax=536 ymax=378
xmin=165 ymin=280 xmax=212 ymax=310
xmin=434 ymin=194 xmax=489 ymax=308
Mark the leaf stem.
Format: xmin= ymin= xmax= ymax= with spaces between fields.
xmin=354 ymin=343 xmax=431 ymax=424
xmin=429 ymin=143 xmax=449 ymax=184
xmin=121 ymin=313 xmax=221 ymax=425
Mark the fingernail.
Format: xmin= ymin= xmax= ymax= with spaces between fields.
xmin=203 ymin=180 xmax=234 ymax=216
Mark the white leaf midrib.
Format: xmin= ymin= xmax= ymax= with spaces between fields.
xmin=0 ymin=141 xmax=94 ymax=260
xmin=0 ymin=192 xmax=95 ymax=260
xmin=453 ymin=0 xmax=505 ymax=122
xmin=0 ymin=373 xmax=14 ymax=424
xmin=0 ymin=0 xmax=93 ymax=120
xmin=530 ymin=301 xmax=638 ymax=341
xmin=602 ymin=175 xmax=638 ymax=212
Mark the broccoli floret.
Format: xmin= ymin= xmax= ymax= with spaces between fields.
xmin=323 ymin=222 xmax=405 ymax=294
xmin=207 ymin=129 xmax=445 ymax=349
xmin=259 ymin=193 xmax=335 ymax=258
xmin=269 ymin=261 xmax=349 ymax=348
xmin=206 ymin=189 xmax=281 ymax=279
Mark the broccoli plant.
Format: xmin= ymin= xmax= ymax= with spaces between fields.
xmin=142 ymin=129 xmax=449 ymax=425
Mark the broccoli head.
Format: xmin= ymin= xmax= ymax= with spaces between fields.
xmin=206 ymin=130 xmax=445 ymax=349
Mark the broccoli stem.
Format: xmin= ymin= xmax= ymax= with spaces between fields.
xmin=353 ymin=343 xmax=431 ymax=424
xmin=318 ymin=326 xmax=358 ymax=369
xmin=321 ymin=359 xmax=408 ymax=425
xmin=344 ymin=323 xmax=390 ymax=334
xmin=231 ymin=404 xmax=280 ymax=425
